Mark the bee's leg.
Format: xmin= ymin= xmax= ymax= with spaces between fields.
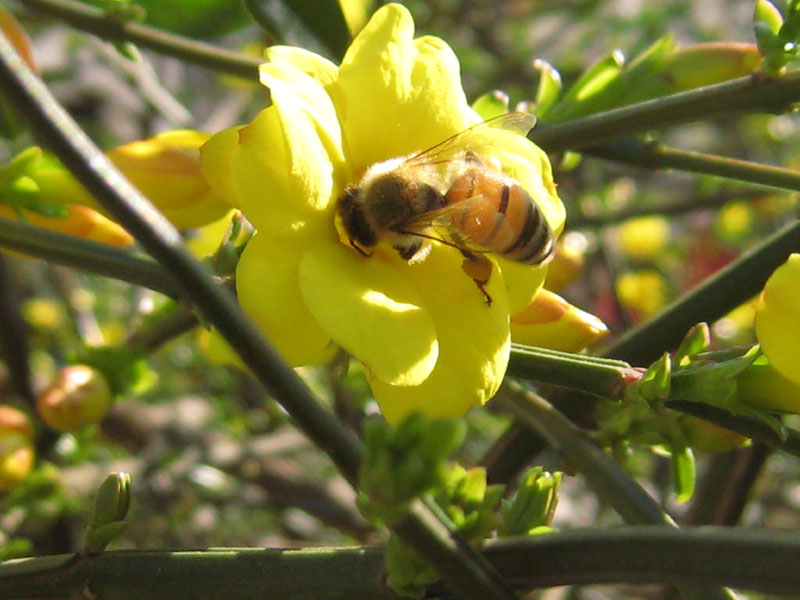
xmin=394 ymin=239 xmax=422 ymax=261
xmin=460 ymin=250 xmax=493 ymax=306
xmin=350 ymin=240 xmax=373 ymax=257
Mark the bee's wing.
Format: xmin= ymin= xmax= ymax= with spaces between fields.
xmin=400 ymin=194 xmax=497 ymax=254
xmin=405 ymin=112 xmax=537 ymax=167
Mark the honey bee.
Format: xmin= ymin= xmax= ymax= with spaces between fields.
xmin=337 ymin=112 xmax=554 ymax=305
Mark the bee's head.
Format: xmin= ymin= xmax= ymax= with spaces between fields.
xmin=337 ymin=186 xmax=377 ymax=254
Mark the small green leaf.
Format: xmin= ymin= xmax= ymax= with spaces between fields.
xmin=532 ymin=59 xmax=562 ymax=116
xmin=755 ymin=0 xmax=785 ymax=36
xmin=0 ymin=147 xmax=43 ymax=187
xmin=671 ymin=445 xmax=695 ymax=503
xmin=674 ymin=323 xmax=711 ymax=366
xmin=471 ymin=91 xmax=510 ymax=120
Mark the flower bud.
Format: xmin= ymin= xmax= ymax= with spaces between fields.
xmin=511 ymin=289 xmax=608 ymax=352
xmin=677 ymin=415 xmax=749 ymax=453
xmin=736 ymin=358 xmax=800 ymax=413
xmin=0 ymin=405 xmax=35 ymax=492
xmin=37 ymin=365 xmax=113 ymax=432
xmin=657 ymin=43 xmax=761 ymax=92
xmin=755 ymin=254 xmax=800 ymax=387
xmin=0 ymin=6 xmax=36 ymax=73
xmin=543 ymin=234 xmax=586 ymax=292
xmin=0 ymin=203 xmax=133 ymax=247
xmin=105 ymin=131 xmax=231 ymax=230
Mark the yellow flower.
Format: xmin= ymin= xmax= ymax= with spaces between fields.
xmin=617 ymin=216 xmax=670 ymax=261
xmin=755 ymin=253 xmax=800 ymax=387
xmin=201 ymin=4 xmax=565 ymax=422
xmin=616 ymin=269 xmax=669 ymax=319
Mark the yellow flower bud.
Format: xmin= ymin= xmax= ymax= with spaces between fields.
xmin=0 ymin=5 xmax=36 ymax=73
xmin=737 ymin=358 xmax=800 ymax=413
xmin=658 ymin=43 xmax=761 ymax=92
xmin=511 ymin=289 xmax=608 ymax=352
xmin=106 ymin=130 xmax=231 ymax=230
xmin=0 ymin=405 xmax=35 ymax=492
xmin=677 ymin=415 xmax=749 ymax=453
xmin=755 ymin=254 xmax=800 ymax=387
xmin=0 ymin=203 xmax=133 ymax=247
xmin=37 ymin=365 xmax=113 ymax=432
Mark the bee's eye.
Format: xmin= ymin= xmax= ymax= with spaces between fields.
xmin=339 ymin=188 xmax=377 ymax=247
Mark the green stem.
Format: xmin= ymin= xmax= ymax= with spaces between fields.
xmin=0 ymin=32 xmax=515 ymax=600
xmin=586 ymin=139 xmax=800 ymax=192
xmin=20 ymin=0 xmax=262 ymax=78
xmin=499 ymin=381 xmax=675 ymax=526
xmin=0 ymin=217 xmax=182 ymax=299
xmin=531 ymin=70 xmax=800 ymax=152
xmin=605 ymin=218 xmax=800 ymax=364
xmin=125 ymin=303 xmax=199 ymax=353
xmin=666 ymin=400 xmax=800 ymax=459
xmin=498 ymin=381 xmax=736 ymax=600
xmin=4 ymin=528 xmax=800 ymax=598
xmin=568 ymin=189 xmax=763 ymax=229
xmin=507 ymin=344 xmax=641 ymax=399
xmin=0 ymin=254 xmax=35 ymax=406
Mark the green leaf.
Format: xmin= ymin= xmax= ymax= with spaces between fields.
xmin=81 ymin=0 xmax=252 ymax=38
xmin=532 ymin=59 xmax=562 ymax=116
xmin=674 ymin=323 xmax=711 ymax=367
xmin=471 ymin=91 xmax=509 ymax=120
xmin=0 ymin=147 xmax=42 ymax=187
xmin=755 ymin=0 xmax=785 ymax=35
xmin=244 ymin=0 xmax=351 ymax=61
xmin=671 ymin=445 xmax=696 ymax=503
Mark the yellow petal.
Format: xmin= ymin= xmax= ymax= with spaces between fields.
xmin=185 ymin=210 xmax=235 ymax=258
xmin=299 ymin=242 xmax=438 ymax=386
xmin=264 ymin=45 xmax=339 ymax=89
xmin=511 ymin=289 xmax=609 ymax=352
xmin=237 ymin=234 xmax=332 ymax=366
xmin=231 ymin=70 xmax=343 ymax=237
xmin=499 ymin=258 xmax=548 ymax=317
xmin=335 ymin=3 xmax=476 ymax=171
xmin=259 ymin=60 xmax=345 ymax=170
xmin=200 ymin=125 xmax=243 ymax=209
xmin=368 ymin=246 xmax=511 ymax=423
xmin=755 ymin=253 xmax=800 ymax=386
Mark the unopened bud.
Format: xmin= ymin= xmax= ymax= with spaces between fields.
xmin=37 ymin=365 xmax=113 ymax=432
xmin=0 ymin=405 xmax=35 ymax=492
xmin=511 ymin=289 xmax=608 ymax=352
xmin=755 ymin=254 xmax=800 ymax=387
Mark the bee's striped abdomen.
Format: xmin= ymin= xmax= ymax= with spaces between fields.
xmin=446 ymin=167 xmax=554 ymax=266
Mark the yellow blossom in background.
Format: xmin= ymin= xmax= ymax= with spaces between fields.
xmin=543 ymin=232 xmax=586 ymax=292
xmin=0 ymin=405 xmax=35 ymax=492
xmin=755 ymin=254 xmax=800 ymax=386
xmin=617 ymin=216 xmax=671 ymax=261
xmin=616 ymin=269 xmax=669 ymax=319
xmin=511 ymin=289 xmax=608 ymax=352
xmin=200 ymin=3 xmax=567 ymax=422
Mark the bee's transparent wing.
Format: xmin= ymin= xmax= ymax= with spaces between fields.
xmin=400 ymin=194 xmax=497 ymax=254
xmin=405 ymin=112 xmax=537 ymax=167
